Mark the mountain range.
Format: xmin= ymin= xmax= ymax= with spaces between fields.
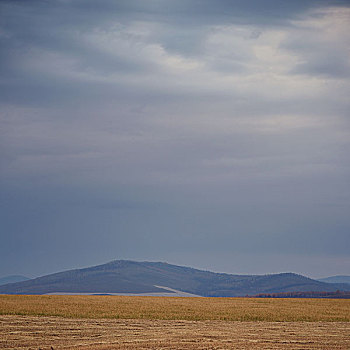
xmin=0 ymin=260 xmax=349 ymax=297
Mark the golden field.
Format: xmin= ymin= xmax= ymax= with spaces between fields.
xmin=0 ymin=295 xmax=349 ymax=349
xmin=0 ymin=295 xmax=349 ymax=322
xmin=1 ymin=315 xmax=349 ymax=350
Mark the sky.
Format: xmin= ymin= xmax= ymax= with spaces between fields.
xmin=1 ymin=0 xmax=350 ymax=279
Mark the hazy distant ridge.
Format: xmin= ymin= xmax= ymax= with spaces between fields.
xmin=0 ymin=275 xmax=29 ymax=286
xmin=318 ymin=276 xmax=350 ymax=285
xmin=0 ymin=260 xmax=348 ymax=297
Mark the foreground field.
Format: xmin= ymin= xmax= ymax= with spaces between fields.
xmin=1 ymin=315 xmax=349 ymax=349
xmin=0 ymin=296 xmax=349 ymax=349
xmin=1 ymin=295 xmax=350 ymax=321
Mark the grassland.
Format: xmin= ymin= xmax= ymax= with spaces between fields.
xmin=0 ymin=296 xmax=349 ymax=349
xmin=0 ymin=294 xmax=349 ymax=322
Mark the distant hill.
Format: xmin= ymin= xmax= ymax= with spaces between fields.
xmin=0 ymin=275 xmax=29 ymax=286
xmin=318 ymin=276 xmax=350 ymax=284
xmin=0 ymin=260 xmax=348 ymax=297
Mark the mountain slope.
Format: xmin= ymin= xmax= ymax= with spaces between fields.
xmin=0 ymin=260 xmax=348 ymax=296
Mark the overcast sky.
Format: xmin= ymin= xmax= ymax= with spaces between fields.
xmin=1 ymin=0 xmax=350 ymax=279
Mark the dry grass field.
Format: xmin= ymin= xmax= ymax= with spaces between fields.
xmin=1 ymin=295 xmax=350 ymax=321
xmin=0 ymin=295 xmax=349 ymax=349
xmin=1 ymin=315 xmax=350 ymax=350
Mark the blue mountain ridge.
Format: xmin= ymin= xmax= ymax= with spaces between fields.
xmin=0 ymin=260 xmax=348 ymax=297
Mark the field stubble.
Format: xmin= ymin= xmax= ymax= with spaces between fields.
xmin=0 ymin=295 xmax=349 ymax=349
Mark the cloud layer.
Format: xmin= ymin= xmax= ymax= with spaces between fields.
xmin=1 ymin=0 xmax=350 ymax=277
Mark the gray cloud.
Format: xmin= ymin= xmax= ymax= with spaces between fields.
xmin=1 ymin=0 xmax=350 ymax=278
